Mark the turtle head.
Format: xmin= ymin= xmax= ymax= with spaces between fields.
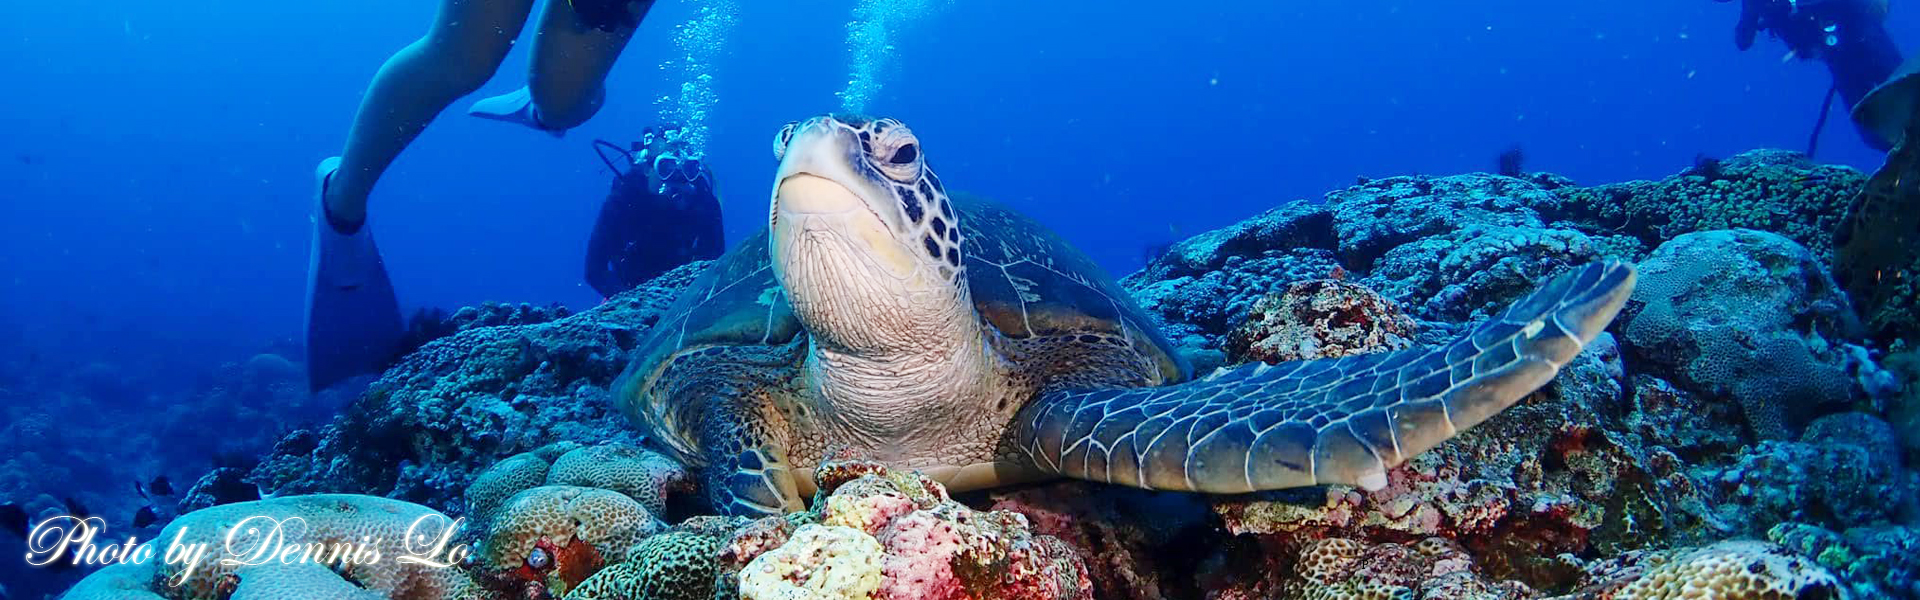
xmin=769 ymin=115 xmax=969 ymax=354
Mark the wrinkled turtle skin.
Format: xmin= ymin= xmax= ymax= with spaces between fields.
xmin=613 ymin=192 xmax=1191 ymax=495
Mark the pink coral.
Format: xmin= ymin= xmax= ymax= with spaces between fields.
xmin=809 ymin=462 xmax=1093 ymax=600
xmin=988 ymin=484 xmax=1164 ymax=600
xmin=1204 ymin=536 xmax=1532 ymax=600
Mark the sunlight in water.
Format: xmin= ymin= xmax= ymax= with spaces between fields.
xmin=656 ymin=0 xmax=739 ymax=157
xmin=840 ymin=0 xmax=949 ymax=113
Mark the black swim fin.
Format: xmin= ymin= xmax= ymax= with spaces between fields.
xmin=304 ymin=157 xmax=407 ymax=391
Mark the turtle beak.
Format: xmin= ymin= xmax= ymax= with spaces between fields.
xmin=770 ymin=119 xmax=920 ymax=282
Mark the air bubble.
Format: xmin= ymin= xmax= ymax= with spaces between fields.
xmin=655 ymin=0 xmax=739 ymax=157
xmin=839 ymin=0 xmax=951 ymax=113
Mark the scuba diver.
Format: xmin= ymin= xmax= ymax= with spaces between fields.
xmin=585 ymin=126 xmax=726 ymax=299
xmin=306 ymin=0 xmax=658 ymax=391
xmin=1716 ymin=0 xmax=1907 ymax=151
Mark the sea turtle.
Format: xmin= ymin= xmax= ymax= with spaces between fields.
xmin=612 ymin=114 xmax=1638 ymax=516
xmin=1836 ymin=55 xmax=1920 ymax=343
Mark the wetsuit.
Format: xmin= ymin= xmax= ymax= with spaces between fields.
xmin=569 ymin=0 xmax=653 ymax=32
xmin=584 ymin=166 xmax=724 ymax=298
xmin=1730 ymin=0 xmax=1905 ymax=148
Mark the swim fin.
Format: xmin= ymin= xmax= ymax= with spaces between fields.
xmin=304 ymin=157 xmax=407 ymax=392
xmin=468 ymin=86 xmax=567 ymax=138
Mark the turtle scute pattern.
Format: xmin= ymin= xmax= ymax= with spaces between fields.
xmin=1017 ymin=261 xmax=1636 ymax=494
xmin=955 ymin=193 xmax=1189 ymax=384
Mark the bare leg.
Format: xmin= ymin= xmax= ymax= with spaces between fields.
xmin=326 ymin=0 xmax=538 ymax=227
xmin=525 ymin=0 xmax=645 ymax=130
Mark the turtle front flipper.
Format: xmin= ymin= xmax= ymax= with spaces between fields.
xmin=699 ymin=404 xmax=805 ymax=516
xmin=1014 ymin=261 xmax=1636 ymax=493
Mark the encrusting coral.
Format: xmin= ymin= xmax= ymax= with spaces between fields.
xmin=566 ymin=460 xmax=1090 ymax=600
xmin=738 ymin=524 xmax=886 ymax=600
xmin=1223 ymin=277 xmax=1417 ymax=365
xmin=1556 ymin=540 xmax=1846 ymax=600
xmin=1619 ymin=229 xmax=1861 ymax=439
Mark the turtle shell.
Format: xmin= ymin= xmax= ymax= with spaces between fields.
xmin=950 ymin=193 xmax=1190 ymax=386
xmin=613 ymin=193 xmax=1191 ymax=459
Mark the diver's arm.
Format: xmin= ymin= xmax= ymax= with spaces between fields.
xmin=694 ymin=188 xmax=726 ymax=260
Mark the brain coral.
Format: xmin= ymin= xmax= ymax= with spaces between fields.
xmin=567 ymin=531 xmax=727 ymax=600
xmin=1619 ymin=229 xmax=1860 ymax=439
xmin=473 ymin=485 xmax=660 ymax=597
xmin=63 ymin=495 xmax=482 ymax=600
xmin=465 ymin=441 xmax=686 ymax=529
xmin=546 ymin=441 xmax=690 ymax=516
xmin=1608 ymin=540 xmax=1843 ymax=600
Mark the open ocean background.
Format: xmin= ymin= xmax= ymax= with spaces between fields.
xmin=2 ymin=0 xmax=1914 ymax=390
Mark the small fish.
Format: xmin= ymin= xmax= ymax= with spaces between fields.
xmin=148 ymin=476 xmax=174 ymax=497
xmin=63 ymin=497 xmax=90 ymax=520
xmin=1791 ymin=173 xmax=1829 ymax=187
xmin=133 ymin=506 xmax=159 ymax=529
xmin=0 ymin=503 xmax=27 ymax=538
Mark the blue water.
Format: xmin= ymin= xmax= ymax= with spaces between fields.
xmin=0 ymin=0 xmax=1912 ymax=380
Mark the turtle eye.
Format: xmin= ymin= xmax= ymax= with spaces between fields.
xmin=773 ymin=122 xmax=798 ymax=161
xmin=526 ymin=547 xmax=552 ymax=571
xmin=889 ymin=144 xmax=918 ymax=165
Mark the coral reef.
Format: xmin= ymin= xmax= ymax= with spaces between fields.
xmin=1556 ymin=540 xmax=1845 ymax=600
xmin=465 ymin=441 xmax=688 ymax=522
xmin=246 ymin=261 xmax=709 ymax=514
xmin=1208 ymin=536 xmax=1534 ymax=600
xmin=1619 ymin=229 xmax=1861 ymax=439
xmin=1694 ymin=412 xmax=1917 ymax=538
xmin=566 ymin=530 xmax=728 ymax=600
xmin=1549 ymin=149 xmax=1865 ymax=259
xmin=56 ymin=149 xmax=1915 ymax=599
xmin=1223 ymin=277 xmax=1417 ymax=365
xmin=986 ymin=484 xmax=1210 ymax=600
xmin=470 ymin=485 xmax=661 ymax=597
xmin=738 ymin=524 xmax=886 ymax=600
xmin=566 ymin=461 xmax=1090 ymax=600
xmin=1771 ymin=522 xmax=1920 ymax=599
xmin=61 ymin=495 xmax=483 ymax=600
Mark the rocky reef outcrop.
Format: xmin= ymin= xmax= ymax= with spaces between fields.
xmin=244 ymin=262 xmax=710 ymax=515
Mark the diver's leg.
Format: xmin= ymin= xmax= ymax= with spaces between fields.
xmin=525 ymin=0 xmax=647 ymax=130
xmin=307 ymin=0 xmax=534 ymax=392
xmin=326 ymin=0 xmax=536 ymax=226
